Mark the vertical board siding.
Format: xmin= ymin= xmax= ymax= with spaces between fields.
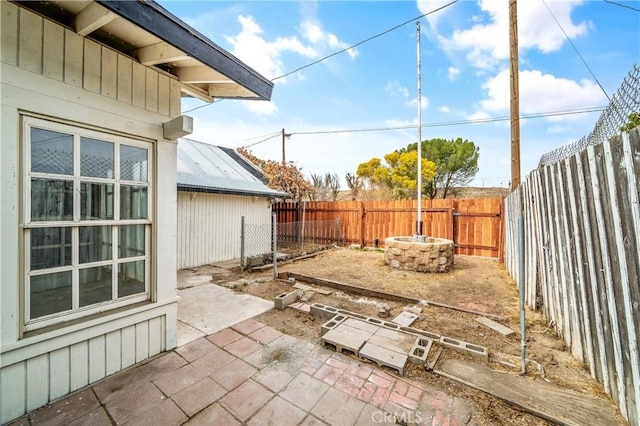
xmin=42 ymin=20 xmax=64 ymax=81
xmin=18 ymin=8 xmax=43 ymax=74
xmin=70 ymin=341 xmax=89 ymax=391
xmin=1 ymin=8 xmax=175 ymax=117
xmin=26 ymin=355 xmax=48 ymax=411
xmin=176 ymin=192 xmax=274 ymax=269
xmin=88 ymin=336 xmax=106 ymax=384
xmin=1 ymin=362 xmax=26 ymax=422
xmin=49 ymin=347 xmax=71 ymax=400
xmin=273 ymin=198 xmax=503 ymax=257
xmin=1 ymin=2 xmax=19 ymax=66
xmin=0 ymin=316 xmax=166 ymax=424
xmin=503 ymin=128 xmax=640 ymax=424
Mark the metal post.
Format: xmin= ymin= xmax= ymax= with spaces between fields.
xmin=300 ymin=201 xmax=306 ymax=250
xmin=519 ymin=214 xmax=526 ymax=373
xmin=272 ymin=211 xmax=278 ymax=280
xmin=240 ymin=216 xmax=245 ymax=269
xmin=416 ymin=21 xmax=423 ymax=235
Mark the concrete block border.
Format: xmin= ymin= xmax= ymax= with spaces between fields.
xmin=310 ymin=303 xmax=489 ymax=359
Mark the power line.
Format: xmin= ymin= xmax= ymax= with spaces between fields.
xmin=290 ymin=107 xmax=605 ymax=136
xmin=541 ymin=0 xmax=611 ymax=102
xmin=603 ymin=0 xmax=640 ymax=12
xmin=236 ymin=106 xmax=605 ymax=148
xmin=272 ymin=0 xmax=459 ymax=82
xmin=241 ymin=132 xmax=281 ymax=148
xmin=183 ymin=0 xmax=459 ymax=114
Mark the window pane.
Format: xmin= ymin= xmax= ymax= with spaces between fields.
xmin=81 ymin=138 xmax=114 ymax=178
xmin=120 ymin=185 xmax=148 ymax=219
xmin=79 ymin=266 xmax=113 ymax=307
xmin=30 ymin=227 xmax=71 ymax=270
xmin=31 ymin=178 xmax=73 ymax=221
xmin=30 ymin=271 xmax=72 ymax=318
xmin=79 ymin=226 xmax=112 ymax=263
xmin=81 ymin=182 xmax=114 ymax=220
xmin=119 ymin=225 xmax=145 ymax=258
xmin=118 ymin=261 xmax=145 ymax=297
xmin=31 ymin=128 xmax=73 ymax=175
xmin=120 ymin=146 xmax=148 ymax=182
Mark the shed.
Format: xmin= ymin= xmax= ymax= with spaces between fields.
xmin=176 ymin=138 xmax=289 ymax=269
xmin=0 ymin=1 xmax=272 ymax=422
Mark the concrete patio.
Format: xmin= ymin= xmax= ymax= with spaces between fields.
xmin=7 ymin=277 xmax=476 ymax=426
xmin=8 ymin=318 xmax=475 ymax=425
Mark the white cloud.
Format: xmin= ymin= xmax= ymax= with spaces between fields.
xmin=447 ymin=66 xmax=460 ymax=80
xmin=436 ymin=0 xmax=590 ymax=70
xmin=417 ymin=0 xmax=457 ymax=30
xmin=468 ymin=111 xmax=490 ymax=121
xmin=475 ymin=69 xmax=607 ymax=120
xmin=439 ymin=105 xmax=451 ymax=113
xmin=385 ymin=81 xmax=410 ymax=98
xmin=407 ymin=95 xmax=430 ymax=110
xmin=224 ymin=15 xmax=316 ymax=81
xmin=300 ymin=21 xmax=358 ymax=59
xmin=244 ymin=100 xmax=278 ymax=117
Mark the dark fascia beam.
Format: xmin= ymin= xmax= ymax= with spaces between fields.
xmin=95 ymin=0 xmax=273 ymax=101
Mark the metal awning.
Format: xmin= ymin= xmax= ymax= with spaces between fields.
xmin=14 ymin=0 xmax=273 ymax=102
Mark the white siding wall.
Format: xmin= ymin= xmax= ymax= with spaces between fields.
xmin=177 ymin=191 xmax=273 ymax=269
xmin=1 ymin=3 xmax=179 ymax=423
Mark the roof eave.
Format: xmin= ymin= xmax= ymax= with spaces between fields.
xmin=95 ymin=0 xmax=274 ymax=101
xmin=178 ymin=184 xmax=291 ymax=199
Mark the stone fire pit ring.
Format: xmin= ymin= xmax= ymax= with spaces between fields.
xmin=384 ymin=236 xmax=454 ymax=273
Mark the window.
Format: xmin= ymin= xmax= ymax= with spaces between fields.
xmin=23 ymin=117 xmax=152 ymax=331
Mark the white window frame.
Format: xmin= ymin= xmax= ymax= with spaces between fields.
xmin=22 ymin=116 xmax=153 ymax=332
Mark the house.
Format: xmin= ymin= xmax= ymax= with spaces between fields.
xmin=176 ymin=138 xmax=289 ymax=269
xmin=0 ymin=1 xmax=273 ymax=422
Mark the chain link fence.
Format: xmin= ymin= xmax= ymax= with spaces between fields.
xmin=538 ymin=64 xmax=640 ymax=167
xmin=240 ymin=217 xmax=343 ymax=269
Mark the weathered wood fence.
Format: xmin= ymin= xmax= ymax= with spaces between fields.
xmin=504 ymin=128 xmax=640 ymax=424
xmin=273 ymin=198 xmax=503 ymax=258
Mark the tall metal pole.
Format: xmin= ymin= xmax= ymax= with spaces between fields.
xmin=509 ymin=0 xmax=521 ymax=190
xmin=416 ymin=21 xmax=423 ymax=236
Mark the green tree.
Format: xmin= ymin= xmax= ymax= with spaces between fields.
xmin=403 ymin=138 xmax=479 ymax=199
xmin=620 ymin=111 xmax=640 ymax=132
xmin=356 ymin=150 xmax=436 ymax=199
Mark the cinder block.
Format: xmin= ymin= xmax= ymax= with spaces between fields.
xmin=408 ymin=338 xmax=432 ymax=365
xmin=359 ymin=342 xmax=408 ymax=375
xmin=275 ymin=290 xmax=299 ymax=310
xmin=439 ymin=336 xmax=488 ymax=358
xmin=310 ymin=303 xmax=337 ymax=320
xmin=320 ymin=315 xmax=346 ymax=336
xmin=366 ymin=317 xmax=383 ymax=326
xmin=322 ymin=323 xmax=374 ymax=357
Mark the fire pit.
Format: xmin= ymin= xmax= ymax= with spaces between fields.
xmin=384 ymin=236 xmax=454 ymax=273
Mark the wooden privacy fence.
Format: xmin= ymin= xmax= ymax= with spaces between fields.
xmin=504 ymin=128 xmax=640 ymax=424
xmin=273 ymin=198 xmax=503 ymax=258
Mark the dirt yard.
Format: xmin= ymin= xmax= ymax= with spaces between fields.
xmin=187 ymin=248 xmax=623 ymax=425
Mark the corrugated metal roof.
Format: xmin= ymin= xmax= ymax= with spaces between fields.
xmin=177 ymin=138 xmax=290 ymax=198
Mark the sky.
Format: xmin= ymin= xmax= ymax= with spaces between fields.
xmin=161 ymin=0 xmax=639 ymax=188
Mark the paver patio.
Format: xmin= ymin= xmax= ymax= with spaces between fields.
xmin=9 ymin=319 xmax=476 ymax=426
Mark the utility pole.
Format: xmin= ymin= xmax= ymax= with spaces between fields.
xmin=509 ymin=0 xmax=521 ymax=190
xmin=281 ymin=128 xmax=286 ymax=165
xmin=281 ymin=129 xmax=292 ymax=165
